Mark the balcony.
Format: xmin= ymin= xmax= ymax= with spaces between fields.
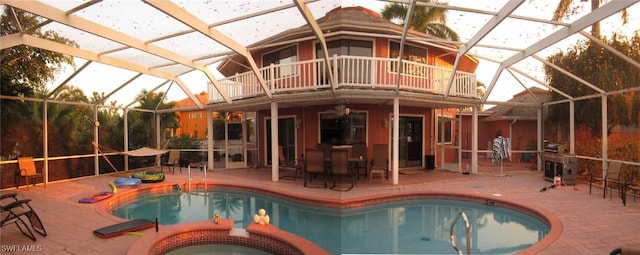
xmin=208 ymin=55 xmax=477 ymax=104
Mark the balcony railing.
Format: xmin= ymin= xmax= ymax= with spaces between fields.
xmin=208 ymin=55 xmax=477 ymax=103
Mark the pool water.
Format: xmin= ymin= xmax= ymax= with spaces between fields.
xmin=112 ymin=189 xmax=549 ymax=255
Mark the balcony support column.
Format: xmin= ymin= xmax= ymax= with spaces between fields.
xmin=271 ymin=102 xmax=279 ymax=182
xmin=207 ymin=109 xmax=214 ymax=171
xmin=392 ymin=97 xmax=399 ymax=185
xmin=472 ymin=106 xmax=478 ymax=174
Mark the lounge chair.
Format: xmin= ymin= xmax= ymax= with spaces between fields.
xmin=304 ymin=149 xmax=327 ymax=188
xmin=279 ymin=146 xmax=301 ymax=180
xmin=370 ymin=144 xmax=389 ymax=182
xmin=162 ymin=150 xmax=181 ymax=174
xmin=609 ymin=246 xmax=640 ymax=255
xmin=1 ymin=196 xmax=47 ymax=241
xmin=17 ymin=157 xmax=45 ymax=189
xmin=330 ymin=149 xmax=354 ymax=191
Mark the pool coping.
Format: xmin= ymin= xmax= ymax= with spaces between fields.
xmin=125 ymin=219 xmax=330 ymax=255
xmin=97 ymin=181 xmax=562 ymax=255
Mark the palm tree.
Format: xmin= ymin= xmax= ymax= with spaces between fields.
xmin=380 ymin=1 xmax=459 ymax=41
xmin=552 ymin=0 xmax=629 ymax=38
xmin=129 ymin=89 xmax=179 ymax=148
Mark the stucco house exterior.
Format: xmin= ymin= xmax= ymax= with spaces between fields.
xmin=193 ymin=6 xmax=482 ymax=183
xmin=175 ymin=92 xmax=209 ymax=140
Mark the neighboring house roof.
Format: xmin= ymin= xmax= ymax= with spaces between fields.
xmin=218 ymin=6 xmax=470 ymax=76
xmin=176 ymin=93 xmax=208 ymax=109
xmin=481 ymin=87 xmax=552 ymax=121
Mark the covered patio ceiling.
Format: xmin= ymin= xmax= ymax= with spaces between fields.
xmin=1 ymin=0 xmax=638 ymax=111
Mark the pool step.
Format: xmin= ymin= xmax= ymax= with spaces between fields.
xmin=229 ymin=228 xmax=250 ymax=238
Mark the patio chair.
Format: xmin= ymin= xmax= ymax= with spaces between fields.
xmin=17 ymin=157 xmax=45 ymax=189
xmin=304 ymin=149 xmax=327 ymax=188
xmin=279 ymin=146 xmax=301 ymax=180
xmin=370 ymin=144 xmax=389 ymax=182
xmin=590 ymin=161 xmax=624 ymax=200
xmin=162 ymin=150 xmax=181 ymax=174
xmin=629 ymin=184 xmax=640 ymax=203
xmin=318 ymin=143 xmax=333 ymax=172
xmin=317 ymin=143 xmax=332 ymax=159
xmin=1 ymin=197 xmax=47 ymax=241
xmin=351 ymin=143 xmax=368 ymax=178
xmin=331 ymin=149 xmax=354 ymax=191
xmin=626 ymin=170 xmax=640 ymax=203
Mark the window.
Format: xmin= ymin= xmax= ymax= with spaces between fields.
xmin=316 ymin=39 xmax=373 ymax=57
xmin=437 ymin=116 xmax=453 ymax=144
xmin=316 ymin=39 xmax=373 ymax=84
xmin=188 ymin=112 xmax=202 ymax=119
xmin=320 ymin=112 xmax=366 ymax=145
xmin=390 ymin=42 xmax=427 ymax=63
xmin=262 ymin=45 xmax=297 ymax=78
xmin=389 ymin=42 xmax=427 ymax=76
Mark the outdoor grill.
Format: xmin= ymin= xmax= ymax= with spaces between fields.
xmin=543 ymin=143 xmax=576 ymax=184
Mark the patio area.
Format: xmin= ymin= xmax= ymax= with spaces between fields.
xmin=2 ymin=163 xmax=640 ymax=255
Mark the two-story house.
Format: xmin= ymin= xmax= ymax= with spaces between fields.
xmin=207 ymin=6 xmax=480 ymax=183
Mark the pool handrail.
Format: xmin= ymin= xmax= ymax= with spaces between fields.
xmin=450 ymin=211 xmax=471 ymax=255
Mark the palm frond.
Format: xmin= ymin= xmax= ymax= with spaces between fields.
xmin=424 ymin=23 xmax=460 ymax=42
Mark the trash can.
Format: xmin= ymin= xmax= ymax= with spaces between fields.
xmin=425 ymin=155 xmax=435 ymax=170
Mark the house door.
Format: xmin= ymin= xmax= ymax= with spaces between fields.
xmin=212 ymin=115 xmax=246 ymax=169
xmin=394 ymin=116 xmax=423 ymax=167
xmin=226 ymin=121 xmax=246 ymax=168
xmin=266 ymin=117 xmax=296 ymax=165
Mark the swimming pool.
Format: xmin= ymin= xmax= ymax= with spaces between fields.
xmin=112 ymin=186 xmax=550 ymax=255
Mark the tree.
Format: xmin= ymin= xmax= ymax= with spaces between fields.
xmin=127 ymin=90 xmax=179 ymax=149
xmin=380 ymin=1 xmax=459 ymax=41
xmin=545 ymin=33 xmax=640 ymax=135
xmin=90 ymin=92 xmax=125 ymax=151
xmin=552 ymin=0 xmax=629 ymax=38
xmin=1 ymin=7 xmax=76 ymax=158
xmin=0 ymin=8 xmax=76 ymax=97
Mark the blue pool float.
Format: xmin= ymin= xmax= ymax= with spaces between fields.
xmin=113 ymin=177 xmax=141 ymax=187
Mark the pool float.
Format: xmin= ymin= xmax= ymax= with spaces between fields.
xmin=93 ymin=219 xmax=156 ymax=238
xmin=131 ymin=171 xmax=165 ymax=183
xmin=109 ymin=182 xmax=118 ymax=194
xmin=78 ymin=191 xmax=113 ymax=203
xmin=114 ymin=177 xmax=141 ymax=187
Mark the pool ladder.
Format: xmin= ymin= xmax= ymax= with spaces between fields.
xmin=450 ymin=211 xmax=471 ymax=255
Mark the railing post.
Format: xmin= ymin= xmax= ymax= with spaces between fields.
xmin=370 ymin=58 xmax=376 ymax=86
xmin=269 ymin=63 xmax=275 ymax=92
xmin=333 ymin=54 xmax=338 ymax=86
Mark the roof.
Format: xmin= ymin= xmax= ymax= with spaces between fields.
xmin=218 ymin=6 xmax=467 ymax=76
xmin=175 ymin=92 xmax=208 ymax=109
xmin=482 ymin=87 xmax=552 ymax=121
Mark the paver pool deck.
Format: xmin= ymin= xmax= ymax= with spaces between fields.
xmin=1 ymin=162 xmax=639 ymax=254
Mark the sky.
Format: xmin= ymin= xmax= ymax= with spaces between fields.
xmin=44 ymin=0 xmax=640 ymax=107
